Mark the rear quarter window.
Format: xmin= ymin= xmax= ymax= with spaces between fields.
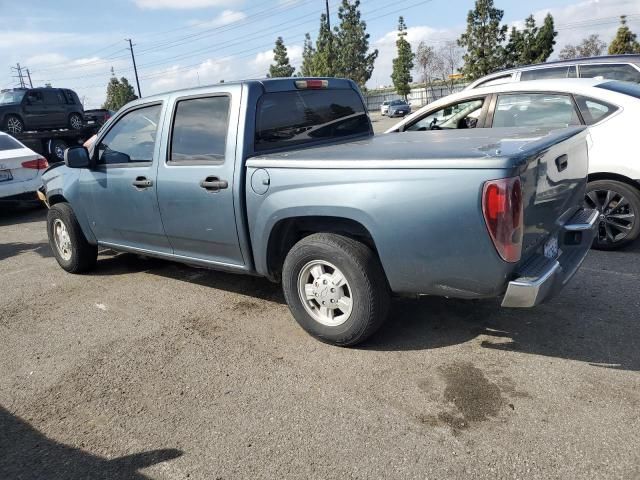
xmin=574 ymin=95 xmax=617 ymax=125
xmin=255 ymin=89 xmax=371 ymax=152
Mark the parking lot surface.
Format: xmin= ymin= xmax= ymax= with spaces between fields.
xmin=1 ymin=161 xmax=639 ymax=478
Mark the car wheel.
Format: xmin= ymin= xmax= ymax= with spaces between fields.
xmin=4 ymin=115 xmax=24 ymax=134
xmin=282 ymin=233 xmax=390 ymax=346
xmin=585 ymin=180 xmax=640 ymax=250
xmin=48 ymin=139 xmax=68 ymax=163
xmin=69 ymin=113 xmax=83 ymax=130
xmin=47 ymin=203 xmax=98 ymax=273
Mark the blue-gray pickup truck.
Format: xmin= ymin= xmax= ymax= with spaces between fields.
xmin=41 ymin=78 xmax=597 ymax=346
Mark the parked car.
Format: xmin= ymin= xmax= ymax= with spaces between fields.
xmin=0 ymin=131 xmax=49 ymax=204
xmin=387 ymin=78 xmax=640 ymax=250
xmin=465 ymin=54 xmax=640 ymax=90
xmin=387 ymin=100 xmax=411 ymax=117
xmin=0 ymin=87 xmax=84 ymax=135
xmin=380 ymin=100 xmax=391 ymax=115
xmin=84 ymin=108 xmax=115 ymax=127
xmin=41 ymin=78 xmax=595 ymax=346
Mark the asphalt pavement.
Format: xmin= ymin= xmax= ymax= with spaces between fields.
xmin=1 ymin=131 xmax=639 ymax=478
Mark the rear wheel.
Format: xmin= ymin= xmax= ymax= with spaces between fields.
xmin=47 ymin=203 xmax=97 ymax=273
xmin=4 ymin=115 xmax=24 ymax=134
xmin=49 ymin=139 xmax=68 ymax=163
xmin=69 ymin=113 xmax=83 ymax=130
xmin=585 ymin=180 xmax=640 ymax=250
xmin=282 ymin=233 xmax=390 ymax=346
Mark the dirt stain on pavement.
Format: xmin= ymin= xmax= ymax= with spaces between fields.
xmin=418 ymin=362 xmax=507 ymax=434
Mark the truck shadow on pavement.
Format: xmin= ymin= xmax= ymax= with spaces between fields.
xmin=0 ymin=241 xmax=53 ymax=261
xmin=365 ymin=291 xmax=640 ymax=371
xmin=91 ymin=251 xmax=639 ymax=371
xmin=0 ymin=406 xmax=182 ymax=480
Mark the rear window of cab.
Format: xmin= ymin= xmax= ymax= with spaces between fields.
xmin=255 ymin=89 xmax=371 ymax=152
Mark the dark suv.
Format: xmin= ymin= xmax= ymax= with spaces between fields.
xmin=0 ymin=87 xmax=84 ymax=135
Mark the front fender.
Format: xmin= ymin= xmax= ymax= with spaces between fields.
xmin=42 ymin=166 xmax=97 ymax=245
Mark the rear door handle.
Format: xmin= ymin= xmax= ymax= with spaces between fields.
xmin=555 ymin=154 xmax=568 ymax=172
xmin=200 ymin=176 xmax=228 ymax=192
xmin=132 ymin=177 xmax=153 ymax=188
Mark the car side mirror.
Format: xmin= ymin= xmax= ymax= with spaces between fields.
xmin=64 ymin=146 xmax=90 ymax=169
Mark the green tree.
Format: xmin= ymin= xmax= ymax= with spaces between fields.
xmin=503 ymin=13 xmax=557 ymax=67
xmin=102 ymin=70 xmax=138 ymax=111
xmin=391 ymin=17 xmax=414 ymax=99
xmin=310 ymin=13 xmax=336 ymax=77
xmin=300 ymin=33 xmax=317 ymax=76
xmin=558 ymin=34 xmax=607 ymax=60
xmin=535 ymin=13 xmax=557 ymax=63
xmin=333 ymin=0 xmax=378 ymax=88
xmin=268 ymin=37 xmax=295 ymax=78
xmin=608 ymin=15 xmax=640 ymax=54
xmin=458 ymin=0 xmax=508 ymax=80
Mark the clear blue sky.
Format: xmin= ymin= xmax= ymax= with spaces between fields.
xmin=1 ymin=0 xmax=638 ymax=107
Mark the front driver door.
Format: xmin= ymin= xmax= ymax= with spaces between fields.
xmin=156 ymin=91 xmax=244 ymax=266
xmin=80 ymin=102 xmax=172 ymax=253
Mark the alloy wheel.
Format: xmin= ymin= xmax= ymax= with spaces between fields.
xmin=297 ymin=260 xmax=353 ymax=327
xmin=585 ymin=189 xmax=636 ymax=246
xmin=53 ymin=219 xmax=73 ymax=261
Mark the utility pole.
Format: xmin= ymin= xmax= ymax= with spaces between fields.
xmin=126 ymin=38 xmax=142 ymax=98
xmin=325 ymin=0 xmax=333 ymax=75
xmin=11 ymin=63 xmax=26 ymax=88
xmin=25 ymin=68 xmax=33 ymax=88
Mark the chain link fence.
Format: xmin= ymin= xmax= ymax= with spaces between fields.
xmin=364 ymin=83 xmax=470 ymax=112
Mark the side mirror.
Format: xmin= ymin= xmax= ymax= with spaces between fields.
xmin=64 ymin=146 xmax=90 ymax=169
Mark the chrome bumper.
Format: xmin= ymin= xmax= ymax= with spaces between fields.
xmin=502 ymin=208 xmax=598 ymax=308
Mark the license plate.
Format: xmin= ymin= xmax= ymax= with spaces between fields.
xmin=0 ymin=170 xmax=12 ymax=182
xmin=544 ymin=236 xmax=559 ymax=259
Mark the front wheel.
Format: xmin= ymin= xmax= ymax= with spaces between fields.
xmin=47 ymin=203 xmax=97 ymax=273
xmin=585 ymin=180 xmax=640 ymax=250
xmin=282 ymin=233 xmax=390 ymax=346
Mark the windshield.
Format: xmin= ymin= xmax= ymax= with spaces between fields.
xmin=255 ymin=89 xmax=371 ymax=152
xmin=596 ymin=80 xmax=640 ymax=99
xmin=0 ymin=91 xmax=26 ymax=105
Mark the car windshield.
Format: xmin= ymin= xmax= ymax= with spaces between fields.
xmin=390 ymin=100 xmax=406 ymax=106
xmin=596 ymin=80 xmax=640 ymax=99
xmin=0 ymin=91 xmax=26 ymax=105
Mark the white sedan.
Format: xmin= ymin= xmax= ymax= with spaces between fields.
xmin=0 ymin=131 xmax=49 ymax=204
xmin=387 ymin=78 xmax=640 ymax=250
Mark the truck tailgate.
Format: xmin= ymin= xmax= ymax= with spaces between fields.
xmin=518 ymin=127 xmax=590 ymax=259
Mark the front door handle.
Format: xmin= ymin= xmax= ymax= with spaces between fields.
xmin=200 ymin=176 xmax=228 ymax=192
xmin=132 ymin=177 xmax=153 ymax=188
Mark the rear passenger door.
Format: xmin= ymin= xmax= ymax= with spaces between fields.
xmin=487 ymin=93 xmax=582 ymax=129
xmin=42 ymin=89 xmax=66 ymax=127
xmin=156 ymin=90 xmax=244 ymax=267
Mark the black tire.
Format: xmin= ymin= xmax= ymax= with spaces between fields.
xmin=48 ymin=139 xmax=68 ymax=163
xmin=282 ymin=233 xmax=390 ymax=346
xmin=47 ymin=203 xmax=97 ymax=273
xmin=4 ymin=114 xmax=24 ymax=134
xmin=585 ymin=180 xmax=640 ymax=250
xmin=69 ymin=113 xmax=83 ymax=130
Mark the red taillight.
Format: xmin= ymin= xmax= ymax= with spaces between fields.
xmin=295 ymin=79 xmax=328 ymax=89
xmin=482 ymin=177 xmax=523 ymax=263
xmin=21 ymin=157 xmax=49 ymax=170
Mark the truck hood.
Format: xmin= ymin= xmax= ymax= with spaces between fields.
xmin=247 ymin=127 xmax=586 ymax=170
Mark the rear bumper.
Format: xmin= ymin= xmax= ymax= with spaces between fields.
xmin=501 ymin=208 xmax=598 ymax=308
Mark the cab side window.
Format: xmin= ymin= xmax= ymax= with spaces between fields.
xmin=43 ymin=90 xmax=60 ymax=105
xmin=492 ymin=93 xmax=580 ymax=128
xmin=169 ymin=96 xmax=230 ymax=164
xmin=26 ymin=91 xmax=44 ymax=105
xmin=96 ymin=104 xmax=162 ymax=165
xmin=406 ymin=98 xmax=485 ymax=131
xmin=520 ymin=66 xmax=576 ymax=81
